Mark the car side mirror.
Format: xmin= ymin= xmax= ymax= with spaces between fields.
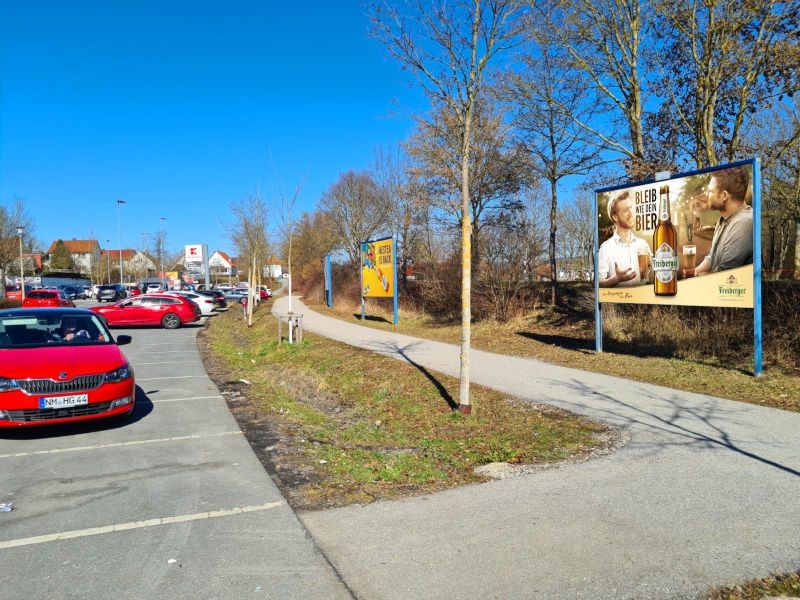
xmin=116 ymin=334 xmax=132 ymax=346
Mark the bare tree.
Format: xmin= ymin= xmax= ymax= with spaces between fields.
xmin=372 ymin=0 xmax=528 ymax=413
xmin=536 ymin=0 xmax=650 ymax=177
xmin=405 ymin=99 xmax=531 ymax=271
xmin=650 ymin=0 xmax=800 ymax=169
xmin=228 ymin=194 xmax=269 ymax=326
xmin=0 ymin=198 xmax=32 ymax=297
xmin=278 ymin=179 xmax=304 ymax=320
xmin=372 ymin=144 xmax=426 ymax=289
xmin=506 ymin=43 xmax=605 ymax=304
xmin=319 ymin=171 xmax=387 ymax=264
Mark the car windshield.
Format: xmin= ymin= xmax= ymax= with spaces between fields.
xmin=0 ymin=313 xmax=113 ymax=348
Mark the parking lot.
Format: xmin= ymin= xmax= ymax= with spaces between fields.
xmin=0 ymin=314 xmax=349 ymax=599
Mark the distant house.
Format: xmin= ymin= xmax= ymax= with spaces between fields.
xmin=46 ymin=239 xmax=101 ymax=273
xmin=128 ymin=250 xmax=158 ymax=276
xmin=100 ymin=249 xmax=137 ymax=276
xmin=267 ymin=259 xmax=282 ymax=279
xmin=209 ymin=250 xmax=237 ymax=277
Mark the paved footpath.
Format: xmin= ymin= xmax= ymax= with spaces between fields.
xmin=275 ymin=296 xmax=800 ymax=600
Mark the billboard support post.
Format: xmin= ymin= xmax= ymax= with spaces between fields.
xmin=360 ymin=243 xmax=365 ymax=320
xmin=323 ymin=254 xmax=333 ymax=308
xmin=594 ymin=192 xmax=603 ymax=353
xmin=392 ymin=237 xmax=398 ymax=326
xmin=753 ymin=158 xmax=763 ymax=376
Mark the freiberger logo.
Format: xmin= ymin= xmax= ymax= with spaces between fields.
xmin=718 ymin=274 xmax=746 ymax=299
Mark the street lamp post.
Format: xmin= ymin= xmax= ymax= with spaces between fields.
xmin=159 ymin=217 xmax=166 ymax=289
xmin=16 ymin=226 xmax=25 ymax=302
xmin=106 ymin=240 xmax=111 ymax=284
xmin=116 ymin=199 xmax=127 ymax=283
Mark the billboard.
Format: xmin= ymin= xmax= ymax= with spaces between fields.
xmin=361 ymin=238 xmax=394 ymax=298
xmin=595 ymin=160 xmax=757 ymax=308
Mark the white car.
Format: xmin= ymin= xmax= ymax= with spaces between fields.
xmin=167 ymin=291 xmax=217 ymax=316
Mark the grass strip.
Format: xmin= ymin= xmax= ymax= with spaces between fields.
xmin=309 ymin=301 xmax=800 ymax=413
xmin=201 ymin=305 xmax=613 ymax=510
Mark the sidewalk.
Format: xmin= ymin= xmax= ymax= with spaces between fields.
xmin=274 ymin=296 xmax=800 ymax=599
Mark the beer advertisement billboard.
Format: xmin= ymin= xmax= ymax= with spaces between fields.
xmin=595 ymin=160 xmax=757 ymax=308
xmin=361 ymin=237 xmax=394 ymax=298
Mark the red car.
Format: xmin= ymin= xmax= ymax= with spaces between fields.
xmin=126 ymin=285 xmax=142 ymax=297
xmin=22 ymin=289 xmax=75 ymax=308
xmin=0 ymin=308 xmax=135 ymax=427
xmin=90 ymin=293 xmax=201 ymax=329
xmin=4 ymin=285 xmax=32 ymax=302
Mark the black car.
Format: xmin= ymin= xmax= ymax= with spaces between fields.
xmin=196 ymin=289 xmax=227 ymax=310
xmin=60 ymin=285 xmax=85 ymax=300
xmin=96 ymin=284 xmax=127 ymax=302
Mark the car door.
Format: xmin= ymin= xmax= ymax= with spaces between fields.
xmin=114 ymin=297 xmax=144 ymax=325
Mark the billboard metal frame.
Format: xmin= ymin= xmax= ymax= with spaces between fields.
xmin=593 ymin=158 xmax=762 ymax=376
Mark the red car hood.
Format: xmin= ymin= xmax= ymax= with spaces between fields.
xmin=0 ymin=345 xmax=128 ymax=380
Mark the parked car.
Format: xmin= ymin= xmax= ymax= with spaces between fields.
xmin=125 ymin=285 xmax=142 ymax=297
xmin=22 ymin=289 xmax=75 ymax=308
xmin=257 ymin=286 xmax=272 ymax=300
xmin=97 ymin=284 xmax=127 ymax=302
xmin=144 ymin=282 xmax=165 ymax=293
xmin=91 ymin=294 xmax=201 ymax=329
xmin=60 ymin=285 xmax=86 ymax=300
xmin=166 ymin=291 xmax=217 ymax=316
xmin=196 ymin=289 xmax=227 ymax=310
xmin=0 ymin=307 xmax=135 ymax=427
xmin=4 ymin=285 xmax=33 ymax=301
xmin=223 ymin=288 xmax=249 ymax=304
xmin=89 ymin=284 xmax=102 ymax=299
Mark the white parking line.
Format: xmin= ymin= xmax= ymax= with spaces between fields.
xmin=136 ymin=375 xmax=208 ymax=382
xmin=0 ymin=431 xmax=242 ymax=459
xmin=150 ymin=395 xmax=223 ymax=403
xmin=0 ymin=502 xmax=283 ymax=550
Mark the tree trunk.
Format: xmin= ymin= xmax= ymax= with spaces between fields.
xmin=549 ymin=178 xmax=558 ymax=305
xmin=792 ymin=219 xmax=800 ymax=279
xmin=459 ymin=127 xmax=473 ymax=415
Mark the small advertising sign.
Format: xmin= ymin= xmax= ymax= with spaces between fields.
xmin=184 ymin=244 xmax=203 ymax=262
xmin=361 ymin=238 xmax=394 ymax=298
xmin=595 ymin=160 xmax=757 ymax=308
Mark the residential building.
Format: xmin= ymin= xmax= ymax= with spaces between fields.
xmin=46 ymin=239 xmax=101 ymax=273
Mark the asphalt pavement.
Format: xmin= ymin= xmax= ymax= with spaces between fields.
xmin=0 ymin=308 xmax=351 ymax=600
xmin=274 ymin=296 xmax=800 ymax=600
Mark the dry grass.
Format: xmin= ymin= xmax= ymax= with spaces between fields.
xmin=707 ymin=570 xmax=800 ymax=599
xmin=201 ymin=304 xmax=613 ymax=510
xmin=306 ymin=281 xmax=800 ymax=413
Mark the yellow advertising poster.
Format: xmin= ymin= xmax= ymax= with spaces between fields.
xmin=361 ymin=238 xmax=394 ymax=298
xmin=596 ymin=163 xmax=755 ymax=308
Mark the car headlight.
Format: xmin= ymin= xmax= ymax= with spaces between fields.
xmin=0 ymin=377 xmax=20 ymax=393
xmin=104 ymin=364 xmax=132 ymax=383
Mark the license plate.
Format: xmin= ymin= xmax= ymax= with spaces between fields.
xmin=39 ymin=394 xmax=89 ymax=409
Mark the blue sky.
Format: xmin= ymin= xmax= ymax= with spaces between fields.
xmin=1 ymin=1 xmax=423 ymax=257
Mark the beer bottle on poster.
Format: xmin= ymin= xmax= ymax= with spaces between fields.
xmin=652 ymin=185 xmax=678 ymax=296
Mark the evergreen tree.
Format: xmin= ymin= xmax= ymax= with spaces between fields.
xmin=50 ymin=240 xmax=76 ymax=271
